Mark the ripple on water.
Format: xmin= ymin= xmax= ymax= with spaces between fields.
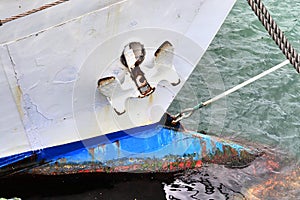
xmin=164 ymin=146 xmax=299 ymax=200
xmin=167 ymin=0 xmax=300 ymax=198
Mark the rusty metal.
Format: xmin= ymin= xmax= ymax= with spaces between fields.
xmin=120 ymin=42 xmax=155 ymax=97
xmin=26 ymin=128 xmax=260 ymax=175
xmin=154 ymin=41 xmax=181 ymax=86
xmin=1 ymin=124 xmax=262 ymax=177
xmin=27 ymin=147 xmax=258 ymax=175
xmin=96 ymin=40 xmax=181 ymax=115
xmin=97 ymin=76 xmax=115 ymax=88
xmin=154 ymin=41 xmax=173 ymax=57
xmin=0 ymin=152 xmax=41 ymax=177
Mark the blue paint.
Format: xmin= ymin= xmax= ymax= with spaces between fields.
xmin=0 ymin=151 xmax=39 ymax=169
xmin=227 ymin=144 xmax=246 ymax=156
xmin=0 ymin=123 xmax=257 ymax=175
xmin=202 ymin=137 xmax=214 ymax=155
xmin=215 ymin=142 xmax=224 ymax=153
xmin=0 ymin=123 xmax=159 ymax=169
xmin=119 ymin=127 xmax=175 ymax=153
xmin=182 ymin=139 xmax=201 ymax=160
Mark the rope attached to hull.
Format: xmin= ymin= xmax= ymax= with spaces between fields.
xmin=173 ymin=0 xmax=300 ymax=123
xmin=172 ymin=60 xmax=290 ymax=123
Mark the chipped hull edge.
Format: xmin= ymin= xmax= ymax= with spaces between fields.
xmin=0 ymin=124 xmax=260 ymax=176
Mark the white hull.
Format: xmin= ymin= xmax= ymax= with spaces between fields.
xmin=0 ymin=0 xmax=235 ymax=159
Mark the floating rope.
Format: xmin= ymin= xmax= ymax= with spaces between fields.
xmin=172 ymin=60 xmax=290 ymax=123
xmin=0 ymin=0 xmax=70 ymax=26
xmin=247 ymin=0 xmax=300 ymax=73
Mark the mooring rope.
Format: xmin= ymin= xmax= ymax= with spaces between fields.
xmin=172 ymin=60 xmax=290 ymax=123
xmin=172 ymin=0 xmax=300 ymax=123
xmin=247 ymin=0 xmax=300 ymax=73
xmin=0 ymin=0 xmax=70 ymax=26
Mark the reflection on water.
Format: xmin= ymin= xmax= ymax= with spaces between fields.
xmin=1 ymin=147 xmax=299 ymax=199
xmin=164 ymin=169 xmax=246 ymax=200
xmin=247 ymin=166 xmax=300 ymax=199
xmin=164 ymin=147 xmax=300 ymax=200
xmin=2 ymin=0 xmax=300 ymax=199
xmin=164 ymin=0 xmax=300 ymax=198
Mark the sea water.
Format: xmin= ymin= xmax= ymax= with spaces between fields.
xmin=2 ymin=0 xmax=300 ymax=199
xmin=166 ymin=0 xmax=300 ymax=199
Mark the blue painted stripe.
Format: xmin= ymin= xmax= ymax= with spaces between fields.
xmin=1 ymin=123 xmax=258 ymax=175
xmin=0 ymin=123 xmax=159 ymax=168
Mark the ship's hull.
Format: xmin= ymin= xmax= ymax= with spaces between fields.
xmin=0 ymin=0 xmax=237 ymax=174
xmin=0 ymin=122 xmax=259 ymax=176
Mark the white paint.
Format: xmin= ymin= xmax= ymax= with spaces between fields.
xmin=0 ymin=47 xmax=31 ymax=157
xmin=53 ymin=67 xmax=78 ymax=84
xmin=0 ymin=0 xmax=236 ymax=158
xmin=0 ymin=0 xmax=125 ymax=44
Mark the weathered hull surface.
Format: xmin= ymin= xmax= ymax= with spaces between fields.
xmin=0 ymin=0 xmax=236 ymax=161
xmin=0 ymin=124 xmax=259 ymax=176
xmin=0 ymin=0 xmax=239 ymax=177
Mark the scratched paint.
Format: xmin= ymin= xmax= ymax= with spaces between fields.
xmin=14 ymin=125 xmax=259 ymax=175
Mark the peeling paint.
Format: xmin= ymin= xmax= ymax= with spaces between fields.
xmin=0 ymin=124 xmax=261 ymax=176
xmin=1 ymin=0 xmax=237 ymax=170
xmin=88 ymin=148 xmax=95 ymax=161
xmin=23 ymin=94 xmax=52 ymax=131
xmin=148 ymin=94 xmax=153 ymax=105
xmin=12 ymin=126 xmax=259 ymax=175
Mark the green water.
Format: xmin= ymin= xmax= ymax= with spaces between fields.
xmin=2 ymin=1 xmax=299 ymax=199
xmin=166 ymin=1 xmax=300 ymax=199
xmin=171 ymin=0 xmax=300 ymax=161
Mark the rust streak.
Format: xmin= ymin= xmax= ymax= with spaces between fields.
xmin=201 ymin=140 xmax=207 ymax=158
xmin=115 ymin=140 xmax=120 ymax=148
xmin=97 ymin=76 xmax=115 ymax=87
xmin=88 ymin=148 xmax=95 ymax=161
xmin=148 ymin=94 xmax=153 ymax=104
xmin=15 ymin=85 xmax=24 ymax=118
xmin=154 ymin=41 xmax=173 ymax=57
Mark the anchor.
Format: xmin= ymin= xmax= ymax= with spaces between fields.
xmin=120 ymin=42 xmax=155 ymax=98
xmin=97 ymin=41 xmax=181 ymax=115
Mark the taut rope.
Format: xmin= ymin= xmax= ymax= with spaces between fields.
xmin=172 ymin=60 xmax=289 ymax=123
xmin=0 ymin=0 xmax=70 ymax=26
xmin=172 ymin=0 xmax=300 ymax=123
xmin=247 ymin=0 xmax=300 ymax=73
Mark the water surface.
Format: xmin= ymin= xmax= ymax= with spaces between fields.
xmin=2 ymin=0 xmax=300 ymax=199
xmin=166 ymin=0 xmax=300 ymax=199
